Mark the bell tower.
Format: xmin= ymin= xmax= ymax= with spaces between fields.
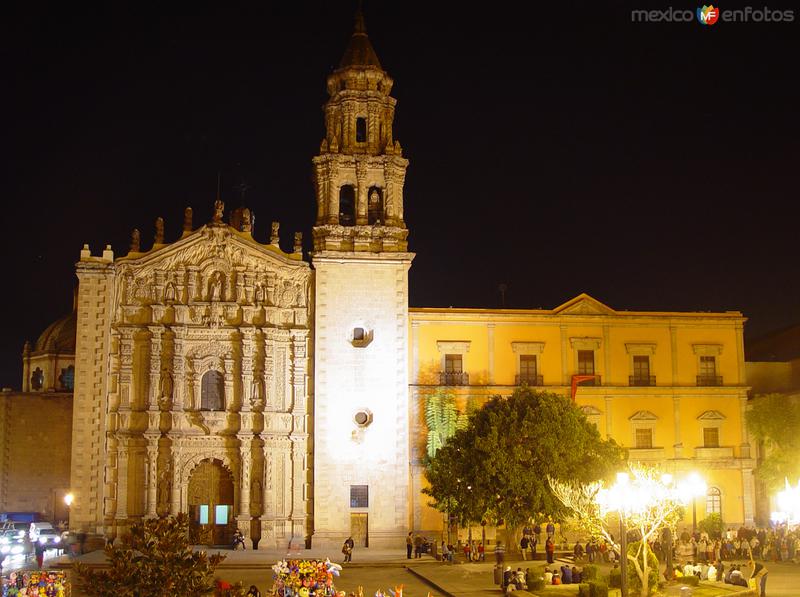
xmin=311 ymin=7 xmax=414 ymax=549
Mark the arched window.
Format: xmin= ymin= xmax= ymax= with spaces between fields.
xmin=31 ymin=367 xmax=44 ymax=391
xmin=339 ymin=185 xmax=356 ymax=226
xmin=706 ymin=486 xmax=722 ymax=516
xmin=59 ymin=365 xmax=75 ymax=391
xmin=356 ymin=117 xmax=367 ymax=143
xmin=201 ymin=370 xmax=225 ymax=411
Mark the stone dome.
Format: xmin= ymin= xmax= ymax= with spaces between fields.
xmin=34 ymin=310 xmax=77 ymax=354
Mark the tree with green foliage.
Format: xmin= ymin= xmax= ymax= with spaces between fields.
xmin=74 ymin=513 xmax=234 ymax=597
xmin=423 ymin=387 xmax=625 ymax=535
xmin=697 ymin=512 xmax=725 ymax=540
xmin=746 ymin=393 xmax=800 ymax=490
xmin=424 ymin=387 xmax=468 ymax=459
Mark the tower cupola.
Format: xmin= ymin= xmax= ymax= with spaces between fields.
xmin=312 ymin=6 xmax=409 ymax=253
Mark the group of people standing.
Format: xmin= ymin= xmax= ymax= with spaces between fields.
xmin=519 ymin=521 xmax=557 ymax=563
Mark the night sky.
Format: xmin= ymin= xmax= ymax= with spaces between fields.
xmin=2 ymin=2 xmax=799 ymax=388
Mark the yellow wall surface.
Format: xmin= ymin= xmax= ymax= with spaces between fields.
xmin=409 ymin=295 xmax=754 ymax=531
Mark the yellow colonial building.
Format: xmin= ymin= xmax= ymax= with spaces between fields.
xmin=409 ymin=294 xmax=755 ymax=535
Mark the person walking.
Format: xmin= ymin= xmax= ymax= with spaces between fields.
xmin=520 ymin=535 xmax=529 ymax=561
xmin=495 ymin=541 xmax=506 ymax=565
xmin=413 ymin=533 xmax=423 ymax=558
xmin=406 ymin=532 xmax=413 ymax=559
xmin=34 ymin=540 xmax=45 ymax=569
xmin=342 ymin=536 xmax=354 ymax=563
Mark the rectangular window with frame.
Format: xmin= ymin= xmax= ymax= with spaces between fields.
xmin=635 ymin=428 xmax=653 ymax=449
xmin=633 ymin=355 xmax=650 ymax=379
xmin=699 ymin=356 xmax=716 ymax=377
xmin=520 ymin=355 xmax=537 ymax=377
xmin=445 ymin=354 xmax=463 ymax=373
xmin=350 ymin=485 xmax=369 ymax=508
xmin=703 ymin=427 xmax=720 ymax=448
xmin=578 ymin=350 xmax=595 ymax=375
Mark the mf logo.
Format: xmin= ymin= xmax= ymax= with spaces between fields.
xmin=697 ymin=5 xmax=720 ymax=25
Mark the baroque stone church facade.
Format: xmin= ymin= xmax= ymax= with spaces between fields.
xmin=1 ymin=11 xmax=759 ymax=549
xmin=66 ymin=11 xmax=411 ymax=550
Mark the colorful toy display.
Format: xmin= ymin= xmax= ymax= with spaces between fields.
xmin=1 ymin=571 xmax=70 ymax=596
xmin=270 ymin=558 xmax=344 ymax=597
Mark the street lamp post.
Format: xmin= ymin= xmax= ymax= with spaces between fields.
xmin=680 ymin=473 xmax=707 ymax=537
xmin=619 ymin=511 xmax=628 ymax=597
xmin=64 ymin=493 xmax=74 ymax=531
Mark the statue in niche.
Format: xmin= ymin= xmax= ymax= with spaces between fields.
xmin=209 ymin=272 xmax=223 ymax=302
xmin=158 ymin=470 xmax=171 ymax=508
xmin=164 ymin=282 xmax=176 ymax=303
xmin=213 ymin=199 xmax=225 ymax=223
xmin=251 ymin=377 xmax=264 ymax=408
xmin=160 ymin=368 xmax=174 ymax=400
xmin=254 ymin=284 xmax=265 ymax=304
xmin=368 ymin=189 xmax=382 ymax=224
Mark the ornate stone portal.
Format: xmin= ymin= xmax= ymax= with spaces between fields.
xmin=71 ymin=210 xmax=312 ymax=549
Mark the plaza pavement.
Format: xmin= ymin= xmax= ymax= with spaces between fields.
xmin=35 ymin=547 xmax=800 ymax=596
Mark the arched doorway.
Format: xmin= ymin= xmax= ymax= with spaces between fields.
xmin=187 ymin=459 xmax=235 ymax=546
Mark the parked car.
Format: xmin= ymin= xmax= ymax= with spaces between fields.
xmin=30 ymin=522 xmax=62 ymax=547
xmin=0 ymin=522 xmax=26 ymax=556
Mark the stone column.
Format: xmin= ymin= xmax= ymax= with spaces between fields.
xmin=238 ymin=437 xmax=253 ymax=539
xmin=260 ymin=440 xmax=276 ymax=549
xmin=241 ymin=328 xmax=254 ymax=411
xmin=191 ymin=363 xmax=202 ymax=411
xmin=289 ymin=439 xmax=307 ymax=549
xmin=187 ymin=267 xmax=199 ymax=301
xmin=604 ymin=395 xmax=613 ymax=439
xmin=739 ymin=394 xmax=751 ymax=459
xmin=116 ymin=435 xmax=130 ymax=520
xmin=224 ymin=355 xmax=235 ymax=411
xmin=673 ymin=396 xmax=683 ymax=458
xmin=291 ymin=331 xmax=308 ymax=414
xmin=144 ymin=433 xmax=159 ymax=518
xmin=560 ymin=325 xmax=569 ymax=385
xmin=602 ymin=325 xmax=611 ymax=384
xmin=172 ymin=326 xmax=186 ymax=411
xmin=148 ymin=325 xmax=163 ymax=412
xmin=119 ymin=328 xmax=135 ymax=410
xmin=411 ymin=321 xmax=420 ymax=384
xmin=670 ymin=326 xmax=679 ymax=385
xmin=487 ymin=323 xmax=495 ymax=385
xmin=384 ymin=167 xmax=396 ymax=226
xmin=326 ymin=175 xmax=338 ymax=225
xmin=355 ymin=161 xmax=368 ymax=225
xmin=742 ymin=468 xmax=756 ymax=526
xmin=169 ymin=440 xmax=181 ymax=515
xmin=394 ymin=167 xmax=406 ymax=224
